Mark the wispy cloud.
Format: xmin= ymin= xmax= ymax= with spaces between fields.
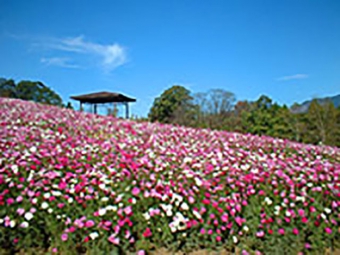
xmin=277 ymin=74 xmax=309 ymax=81
xmin=36 ymin=35 xmax=127 ymax=72
xmin=41 ymin=57 xmax=80 ymax=69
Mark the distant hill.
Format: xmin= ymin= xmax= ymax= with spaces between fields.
xmin=291 ymin=94 xmax=340 ymax=113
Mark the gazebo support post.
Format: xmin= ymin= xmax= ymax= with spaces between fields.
xmin=94 ymin=104 xmax=97 ymax=114
xmin=125 ymin=102 xmax=129 ymax=119
xmin=80 ymin=102 xmax=83 ymax=111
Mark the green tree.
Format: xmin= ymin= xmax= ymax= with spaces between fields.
xmin=305 ymin=100 xmax=338 ymax=146
xmin=0 ymin=78 xmax=63 ymax=107
xmin=242 ymin=95 xmax=294 ymax=139
xmin=148 ymin=85 xmax=194 ymax=124
xmin=0 ymin=78 xmax=17 ymax=98
xmin=16 ymin=80 xmax=63 ymax=106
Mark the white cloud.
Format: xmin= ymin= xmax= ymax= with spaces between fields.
xmin=40 ymin=57 xmax=80 ymax=69
xmin=277 ymin=74 xmax=309 ymax=81
xmin=38 ymin=35 xmax=127 ymax=72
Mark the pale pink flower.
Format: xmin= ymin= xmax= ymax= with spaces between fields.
xmin=108 ymin=235 xmax=120 ymax=245
xmin=61 ymin=233 xmax=68 ymax=241
xmin=132 ymin=187 xmax=140 ymax=196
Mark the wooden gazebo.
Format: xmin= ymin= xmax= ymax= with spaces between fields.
xmin=70 ymin=91 xmax=136 ymax=118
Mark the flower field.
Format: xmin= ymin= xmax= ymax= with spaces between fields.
xmin=0 ymin=98 xmax=340 ymax=254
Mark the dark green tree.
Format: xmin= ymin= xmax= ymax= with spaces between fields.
xmin=0 ymin=78 xmax=63 ymax=107
xmin=148 ymin=85 xmax=194 ymax=124
xmin=0 ymin=78 xmax=17 ymax=98
xmin=242 ymin=95 xmax=294 ymax=139
xmin=16 ymin=80 xmax=63 ymax=106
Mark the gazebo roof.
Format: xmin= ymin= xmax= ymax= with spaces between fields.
xmin=70 ymin=91 xmax=136 ymax=104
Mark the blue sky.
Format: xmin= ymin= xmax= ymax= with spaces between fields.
xmin=1 ymin=0 xmax=339 ymax=117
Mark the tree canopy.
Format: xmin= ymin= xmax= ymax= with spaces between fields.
xmin=148 ymin=85 xmax=194 ymax=124
xmin=0 ymin=78 xmax=64 ymax=107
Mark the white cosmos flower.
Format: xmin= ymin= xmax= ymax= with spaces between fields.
xmin=41 ymin=202 xmax=49 ymax=209
xmin=20 ymin=222 xmax=29 ymax=228
xmin=143 ymin=212 xmax=151 ymax=221
xmin=29 ymin=146 xmax=37 ymax=153
xmin=324 ymin=208 xmax=332 ymax=214
xmin=68 ymin=197 xmax=74 ymax=203
xmin=89 ymin=232 xmax=99 ymax=240
xmin=48 ymin=208 xmax=53 ymax=214
xmin=180 ymin=202 xmax=189 ymax=211
xmin=11 ymin=165 xmax=18 ymax=174
xmin=101 ymin=197 xmax=109 ymax=202
xmin=43 ymin=193 xmax=50 ymax=199
xmin=98 ymin=208 xmax=106 ymax=216
xmin=24 ymin=212 xmax=34 ymax=221
xmin=166 ymin=210 xmax=173 ymax=217
xmin=194 ymin=177 xmax=202 ymax=187
xmin=233 ymin=236 xmax=238 ymax=243
xmin=10 ymin=220 xmax=16 ymax=228
xmin=193 ymin=210 xmax=202 ymax=219
xmin=264 ymin=197 xmax=273 ymax=205
xmin=52 ymin=190 xmax=62 ymax=197
xmin=243 ymin=225 xmax=249 ymax=232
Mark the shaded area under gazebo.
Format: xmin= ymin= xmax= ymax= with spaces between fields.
xmin=70 ymin=91 xmax=136 ymax=118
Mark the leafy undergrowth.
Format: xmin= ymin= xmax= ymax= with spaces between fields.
xmin=0 ymin=98 xmax=339 ymax=254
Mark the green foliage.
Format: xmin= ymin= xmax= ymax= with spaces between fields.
xmin=0 ymin=77 xmax=63 ymax=107
xmin=148 ymin=85 xmax=195 ymax=124
xmin=149 ymin=88 xmax=340 ymax=147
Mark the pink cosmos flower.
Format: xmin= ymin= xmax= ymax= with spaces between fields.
xmin=132 ymin=187 xmax=140 ymax=196
xmin=17 ymin=208 xmax=25 ymax=216
xmin=6 ymin=198 xmax=14 ymax=205
xmin=85 ymin=220 xmax=95 ymax=228
xmin=242 ymin=250 xmax=250 ymax=255
xmin=292 ymin=228 xmax=299 ymax=235
xmin=137 ymin=250 xmax=145 ymax=255
xmin=108 ymin=235 xmax=120 ymax=245
xmin=256 ymin=230 xmax=265 ymax=238
xmin=124 ymin=206 xmax=133 ymax=216
xmin=61 ymin=233 xmax=68 ymax=241
xmin=142 ymin=227 xmax=152 ymax=238
xmin=221 ymin=213 xmax=228 ymax=222
xmin=278 ymin=228 xmax=285 ymax=235
xmin=298 ymin=209 xmax=305 ymax=217
xmin=325 ymin=227 xmax=332 ymax=234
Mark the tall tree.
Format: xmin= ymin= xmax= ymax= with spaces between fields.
xmin=192 ymin=89 xmax=236 ymax=129
xmin=148 ymin=85 xmax=194 ymax=124
xmin=306 ymin=100 xmax=338 ymax=145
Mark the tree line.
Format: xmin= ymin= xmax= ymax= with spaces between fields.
xmin=0 ymin=77 xmax=72 ymax=109
xmin=148 ymin=85 xmax=340 ymax=147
